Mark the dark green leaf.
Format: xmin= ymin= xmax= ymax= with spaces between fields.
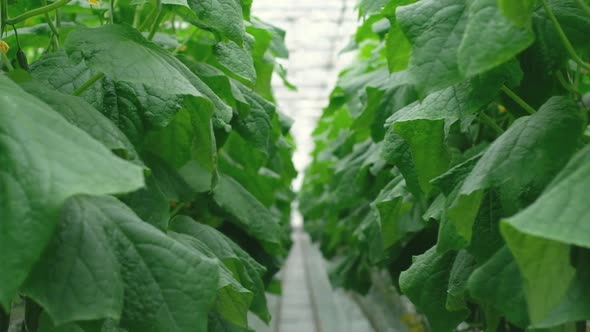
xmin=0 ymin=76 xmax=144 ymax=309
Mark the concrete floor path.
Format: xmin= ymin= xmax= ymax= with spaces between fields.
xmin=249 ymin=229 xmax=374 ymax=332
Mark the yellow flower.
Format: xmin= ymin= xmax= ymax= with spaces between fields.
xmin=497 ymin=104 xmax=507 ymax=114
xmin=0 ymin=40 xmax=9 ymax=54
xmin=88 ymin=0 xmax=99 ymax=6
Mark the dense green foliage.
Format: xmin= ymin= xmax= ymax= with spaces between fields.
xmin=0 ymin=0 xmax=296 ymax=330
xmin=301 ymin=0 xmax=590 ymax=331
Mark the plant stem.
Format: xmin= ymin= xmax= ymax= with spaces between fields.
xmin=479 ymin=112 xmax=504 ymax=135
xmin=55 ymin=8 xmax=60 ymax=28
xmin=109 ymin=0 xmax=114 ymax=23
xmin=170 ymin=202 xmax=186 ymax=217
xmin=147 ymin=8 xmax=164 ymax=41
xmin=1 ymin=52 xmax=13 ymax=70
xmin=576 ymin=0 xmax=590 ymax=16
xmin=6 ymin=0 xmax=72 ymax=25
xmin=132 ymin=3 xmax=143 ymax=28
xmin=138 ymin=5 xmax=158 ymax=31
xmin=556 ymin=71 xmax=579 ymax=97
xmin=542 ymin=0 xmax=590 ymax=72
xmin=43 ymin=12 xmax=60 ymax=49
xmin=501 ymin=85 xmax=536 ymax=114
xmin=72 ymin=72 xmax=105 ymax=96
xmin=1 ymin=0 xmax=7 ymax=36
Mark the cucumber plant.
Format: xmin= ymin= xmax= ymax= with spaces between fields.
xmin=301 ymin=0 xmax=590 ymax=331
xmin=0 ymin=0 xmax=296 ymax=331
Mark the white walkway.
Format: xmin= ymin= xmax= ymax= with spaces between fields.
xmin=250 ymin=229 xmax=374 ymax=332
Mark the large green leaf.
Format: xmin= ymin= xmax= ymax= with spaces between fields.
xmin=392 ymin=119 xmax=450 ymax=196
xmin=371 ymin=177 xmax=418 ymax=249
xmin=446 ymin=250 xmax=477 ymax=311
xmin=467 ymin=246 xmax=530 ymax=327
xmin=23 ymin=195 xmax=219 ymax=331
xmin=397 ymin=0 xmax=468 ymax=94
xmin=0 ymin=76 xmax=144 ymax=309
xmin=532 ymin=0 xmax=590 ymax=69
xmin=399 ymin=247 xmax=469 ymax=332
xmin=233 ymin=82 xmax=277 ymax=158
xmin=501 ymin=145 xmax=590 ymax=324
xmin=20 ymin=82 xmax=141 ymax=164
xmin=29 ymin=51 xmax=106 ymax=107
xmin=498 ymin=0 xmax=538 ymax=26
xmin=65 ymin=25 xmax=204 ymax=98
xmin=170 ymin=232 xmax=253 ymax=328
xmin=187 ymin=0 xmax=245 ymax=44
xmin=145 ymin=98 xmax=217 ymax=172
xmin=64 ymin=24 xmax=233 ymax=131
xmin=448 ymin=96 xmax=586 ymax=242
xmin=458 ymin=0 xmax=535 ymax=77
xmin=214 ymin=40 xmax=257 ymax=85
xmin=170 ymin=216 xmax=271 ymax=322
xmin=213 ymin=174 xmax=282 ymax=254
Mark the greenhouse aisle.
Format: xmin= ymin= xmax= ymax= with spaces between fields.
xmin=249 ymin=228 xmax=374 ymax=332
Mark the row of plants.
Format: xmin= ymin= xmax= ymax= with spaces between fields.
xmin=301 ymin=0 xmax=590 ymax=331
xmin=0 ymin=0 xmax=296 ymax=331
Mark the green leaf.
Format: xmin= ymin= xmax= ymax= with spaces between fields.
xmin=501 ymin=145 xmax=590 ymax=323
xmin=207 ymin=313 xmax=252 ymax=332
xmin=187 ymin=0 xmax=245 ymax=44
xmin=169 ymin=216 xmax=270 ymax=322
xmin=372 ymin=177 xmax=419 ymax=248
xmin=358 ymin=0 xmax=389 ymax=16
xmin=458 ymin=0 xmax=535 ymax=77
xmin=63 ymin=24 xmax=235 ymax=132
xmin=214 ymin=40 xmax=257 ymax=85
xmin=386 ymin=59 xmax=522 ymax=128
xmin=397 ymin=0 xmax=468 ymax=94
xmin=449 ymin=96 xmax=586 ymax=242
xmin=121 ymin=175 xmax=171 ymax=231
xmin=385 ymin=24 xmax=412 ymax=72
xmin=22 ymin=198 xmax=124 ymax=324
xmin=534 ymin=250 xmax=590 ymax=328
xmin=170 ymin=232 xmax=253 ymax=328
xmin=29 ymin=50 xmax=107 ymax=107
xmin=145 ymin=98 xmax=217 ymax=172
xmin=392 ymin=119 xmax=450 ymax=196
xmin=23 ymin=195 xmax=219 ymax=331
xmin=532 ymin=0 xmax=590 ymax=70
xmin=446 ymin=250 xmax=477 ymax=311
xmin=213 ymin=174 xmax=283 ymax=254
xmin=0 ymin=76 xmax=144 ymax=309
xmin=65 ymin=25 xmax=206 ymax=98
xmin=499 ymin=0 xmax=538 ymax=26
xmin=20 ymin=82 xmax=141 ymax=165
xmin=381 ymin=130 xmax=422 ymax=197
xmin=467 ymin=246 xmax=530 ymax=327
xmin=233 ymin=82 xmax=277 ymax=157
xmin=399 ymin=247 xmax=469 ymax=332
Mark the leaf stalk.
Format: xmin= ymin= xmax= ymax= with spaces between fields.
xmin=501 ymin=85 xmax=536 ymax=115
xmin=72 ymin=72 xmax=105 ymax=96
xmin=147 ymin=8 xmax=165 ymax=41
xmin=1 ymin=52 xmax=14 ymax=71
xmin=1 ymin=0 xmax=7 ymax=36
xmin=479 ymin=112 xmax=504 ymax=135
xmin=542 ymin=0 xmax=590 ymax=72
xmin=6 ymin=0 xmax=72 ymax=25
